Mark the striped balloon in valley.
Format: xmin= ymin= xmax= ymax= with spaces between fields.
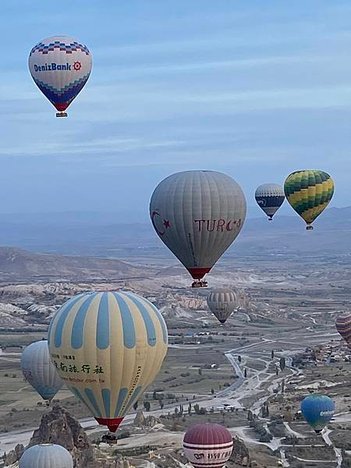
xmin=19 ymin=444 xmax=73 ymax=468
xmin=29 ymin=36 xmax=92 ymax=117
xmin=335 ymin=313 xmax=351 ymax=348
xmin=48 ymin=291 xmax=168 ymax=432
xmin=207 ymin=288 xmax=238 ymax=324
xmin=284 ymin=170 xmax=334 ymax=230
xmin=183 ymin=423 xmax=233 ymax=468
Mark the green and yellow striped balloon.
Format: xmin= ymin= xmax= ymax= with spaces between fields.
xmin=284 ymin=170 xmax=334 ymax=230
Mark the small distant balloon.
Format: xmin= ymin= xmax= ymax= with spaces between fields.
xmin=19 ymin=444 xmax=73 ymax=468
xmin=335 ymin=313 xmax=351 ymax=349
xmin=300 ymin=394 xmax=335 ymax=433
xmin=284 ymin=170 xmax=334 ymax=230
xmin=207 ymin=288 xmax=238 ymax=324
xmin=183 ymin=423 xmax=233 ymax=468
xmin=48 ymin=291 xmax=168 ymax=433
xmin=21 ymin=340 xmax=63 ymax=401
xmin=28 ymin=36 xmax=92 ymax=117
xmin=255 ymin=183 xmax=285 ymax=220
xmin=150 ymin=170 xmax=246 ymax=287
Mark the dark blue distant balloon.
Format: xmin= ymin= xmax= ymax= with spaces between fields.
xmin=301 ymin=394 xmax=335 ymax=433
xmin=255 ymin=183 xmax=285 ymax=220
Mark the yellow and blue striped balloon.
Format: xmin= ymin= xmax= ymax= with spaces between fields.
xmin=284 ymin=170 xmax=334 ymax=230
xmin=48 ymin=291 xmax=168 ymax=432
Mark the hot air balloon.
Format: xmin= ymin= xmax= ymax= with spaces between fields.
xmin=150 ymin=171 xmax=246 ymax=287
xmin=300 ymin=394 xmax=335 ymax=433
xmin=335 ymin=313 xmax=351 ymax=349
xmin=183 ymin=423 xmax=233 ymax=468
xmin=207 ymin=289 xmax=238 ymax=324
xmin=21 ymin=340 xmax=63 ymax=402
xmin=19 ymin=444 xmax=73 ymax=468
xmin=29 ymin=36 xmax=92 ymax=117
xmin=255 ymin=183 xmax=285 ymax=220
xmin=284 ymin=170 xmax=334 ymax=230
xmin=48 ymin=291 xmax=168 ymax=433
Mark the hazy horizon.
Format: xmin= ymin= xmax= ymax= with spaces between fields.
xmin=0 ymin=203 xmax=348 ymax=223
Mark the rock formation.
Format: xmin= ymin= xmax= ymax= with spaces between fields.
xmin=133 ymin=409 xmax=146 ymax=427
xmin=4 ymin=404 xmax=94 ymax=467
xmin=4 ymin=443 xmax=24 ymax=466
xmin=29 ymin=404 xmax=94 ymax=467
xmin=133 ymin=410 xmax=161 ymax=428
xmin=229 ymin=436 xmax=251 ymax=466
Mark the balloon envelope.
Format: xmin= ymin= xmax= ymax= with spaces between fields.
xmin=21 ymin=340 xmax=63 ymax=401
xmin=48 ymin=291 xmax=168 ymax=432
xmin=183 ymin=423 xmax=233 ymax=468
xmin=284 ymin=170 xmax=334 ymax=229
xmin=19 ymin=444 xmax=73 ymax=468
xmin=301 ymin=394 xmax=335 ymax=433
xmin=207 ymin=289 xmax=238 ymax=323
xmin=29 ymin=36 xmax=92 ymax=116
xmin=335 ymin=313 xmax=351 ymax=348
xmin=255 ymin=183 xmax=285 ymax=220
xmin=150 ymin=170 xmax=246 ymax=285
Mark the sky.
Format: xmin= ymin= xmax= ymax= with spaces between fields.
xmin=1 ymin=1 xmax=351 ymax=221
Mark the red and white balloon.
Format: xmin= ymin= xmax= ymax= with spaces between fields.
xmin=183 ymin=423 xmax=233 ymax=468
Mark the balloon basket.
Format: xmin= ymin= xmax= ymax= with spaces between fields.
xmin=56 ymin=112 xmax=68 ymax=118
xmin=191 ymin=280 xmax=208 ymax=288
xmin=306 ymin=225 xmax=313 ymax=231
xmin=101 ymin=433 xmax=117 ymax=445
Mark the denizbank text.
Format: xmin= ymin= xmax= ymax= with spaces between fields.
xmin=34 ymin=63 xmax=71 ymax=71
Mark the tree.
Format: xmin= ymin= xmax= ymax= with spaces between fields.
xmin=244 ymin=368 xmax=247 ymax=378
xmin=280 ymin=357 xmax=286 ymax=372
xmin=143 ymin=401 xmax=151 ymax=412
xmin=188 ymin=403 xmax=192 ymax=415
xmin=271 ymin=350 xmax=275 ymax=359
xmin=221 ymin=409 xmax=225 ymax=422
xmin=238 ymin=355 xmax=242 ymax=363
xmin=198 ymin=368 xmax=202 ymax=375
xmin=159 ymin=400 xmax=164 ymax=410
xmin=211 ymin=388 xmax=215 ymax=395
xmin=261 ymin=402 xmax=269 ymax=418
xmin=133 ymin=401 xmax=138 ymax=411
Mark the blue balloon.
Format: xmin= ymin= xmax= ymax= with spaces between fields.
xmin=21 ymin=341 xmax=63 ymax=401
xmin=301 ymin=394 xmax=335 ymax=433
xmin=19 ymin=444 xmax=73 ymax=468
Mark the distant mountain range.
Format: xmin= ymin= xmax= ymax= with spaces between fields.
xmin=0 ymin=247 xmax=153 ymax=282
xmin=0 ymin=206 xmax=350 ymax=260
xmin=234 ymin=206 xmax=351 ymax=257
